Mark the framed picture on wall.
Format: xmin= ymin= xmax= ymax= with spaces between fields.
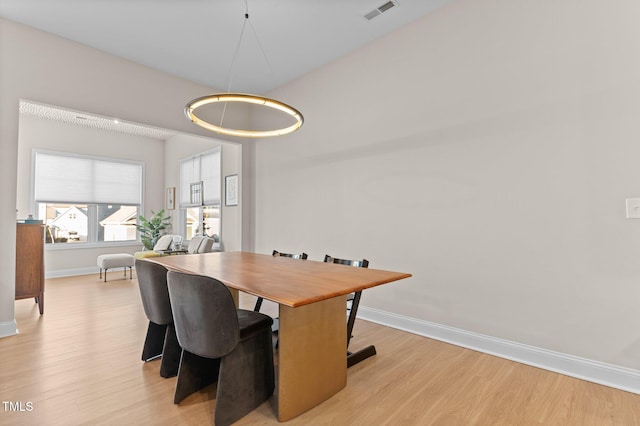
xmin=165 ymin=187 xmax=175 ymax=210
xmin=225 ymin=174 xmax=238 ymax=206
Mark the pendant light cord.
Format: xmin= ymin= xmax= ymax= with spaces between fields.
xmin=247 ymin=15 xmax=277 ymax=85
xmin=223 ymin=0 xmax=249 ymax=93
xmin=185 ymin=0 xmax=303 ymax=138
xmin=220 ymin=0 xmax=249 ymax=127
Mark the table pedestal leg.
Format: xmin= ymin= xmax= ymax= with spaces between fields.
xmin=274 ymin=295 xmax=347 ymax=421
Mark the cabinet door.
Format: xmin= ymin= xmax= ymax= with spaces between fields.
xmin=15 ymin=224 xmax=44 ymax=298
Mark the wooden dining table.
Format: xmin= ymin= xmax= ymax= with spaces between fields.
xmin=149 ymin=251 xmax=412 ymax=422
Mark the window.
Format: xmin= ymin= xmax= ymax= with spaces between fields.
xmin=185 ymin=205 xmax=220 ymax=240
xmin=33 ymin=150 xmax=143 ymax=245
xmin=40 ymin=203 xmax=88 ymax=243
xmin=179 ymin=148 xmax=221 ymax=239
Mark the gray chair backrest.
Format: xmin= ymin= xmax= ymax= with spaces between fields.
xmin=135 ymin=259 xmax=173 ymax=325
xmin=167 ymin=271 xmax=240 ymax=359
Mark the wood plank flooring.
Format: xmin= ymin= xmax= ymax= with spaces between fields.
xmin=1 ymin=273 xmax=638 ymax=425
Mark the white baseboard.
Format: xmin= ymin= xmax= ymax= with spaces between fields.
xmin=358 ymin=306 xmax=640 ymax=395
xmin=0 ymin=320 xmax=18 ymax=338
xmin=46 ymin=266 xmax=137 ymax=279
xmin=45 ymin=267 xmax=101 ymax=279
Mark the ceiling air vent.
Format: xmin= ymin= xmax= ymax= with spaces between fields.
xmin=364 ymin=1 xmax=398 ymax=21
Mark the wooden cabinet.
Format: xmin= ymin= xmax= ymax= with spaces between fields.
xmin=15 ymin=223 xmax=45 ymax=315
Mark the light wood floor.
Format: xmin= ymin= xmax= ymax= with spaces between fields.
xmin=1 ymin=273 xmax=638 ymax=425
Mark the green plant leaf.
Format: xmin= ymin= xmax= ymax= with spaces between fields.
xmin=137 ymin=209 xmax=172 ymax=250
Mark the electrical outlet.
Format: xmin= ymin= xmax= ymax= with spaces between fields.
xmin=625 ymin=198 xmax=640 ymax=218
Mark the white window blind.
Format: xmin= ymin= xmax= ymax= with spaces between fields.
xmin=34 ymin=151 xmax=143 ymax=205
xmin=179 ymin=148 xmax=221 ymax=207
xmin=180 ymin=157 xmax=200 ymax=206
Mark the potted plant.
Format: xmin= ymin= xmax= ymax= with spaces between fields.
xmin=136 ymin=209 xmax=171 ymax=250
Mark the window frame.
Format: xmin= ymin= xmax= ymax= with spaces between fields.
xmin=178 ymin=147 xmax=222 ymax=239
xmin=39 ymin=203 xmax=142 ymax=250
xmin=32 ymin=149 xmax=145 ymax=250
xmin=183 ymin=204 xmax=221 ymax=241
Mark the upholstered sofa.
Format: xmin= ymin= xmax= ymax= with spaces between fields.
xmin=134 ymin=235 xmax=218 ymax=259
xmin=186 ymin=235 xmax=215 ymax=254
xmin=134 ymin=235 xmax=179 ymax=259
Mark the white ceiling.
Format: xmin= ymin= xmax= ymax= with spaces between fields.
xmin=0 ymin=0 xmax=457 ymax=94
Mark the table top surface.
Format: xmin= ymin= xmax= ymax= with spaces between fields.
xmin=148 ymin=251 xmax=412 ymax=307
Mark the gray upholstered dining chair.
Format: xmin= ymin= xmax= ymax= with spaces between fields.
xmin=167 ymin=270 xmax=275 ymax=426
xmin=134 ymin=259 xmax=181 ymax=378
xmin=324 ymin=254 xmax=372 ymax=367
xmin=253 ymin=250 xmax=308 ymax=312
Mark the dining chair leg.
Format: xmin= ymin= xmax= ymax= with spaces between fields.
xmin=214 ymin=329 xmax=274 ymax=426
xmin=174 ymin=350 xmax=221 ymax=404
xmin=347 ymin=345 xmax=377 ymax=368
xmin=345 ymin=290 xmax=378 ymax=367
xmin=346 ymin=291 xmax=362 ymax=348
xmin=253 ymin=296 xmax=264 ymax=312
xmin=159 ymin=324 xmax=181 ymax=378
xmin=142 ymin=322 xmax=167 ymax=362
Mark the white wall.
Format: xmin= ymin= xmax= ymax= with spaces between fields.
xmin=254 ymin=0 xmax=640 ymax=370
xmin=0 ymin=18 xmax=246 ymax=337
